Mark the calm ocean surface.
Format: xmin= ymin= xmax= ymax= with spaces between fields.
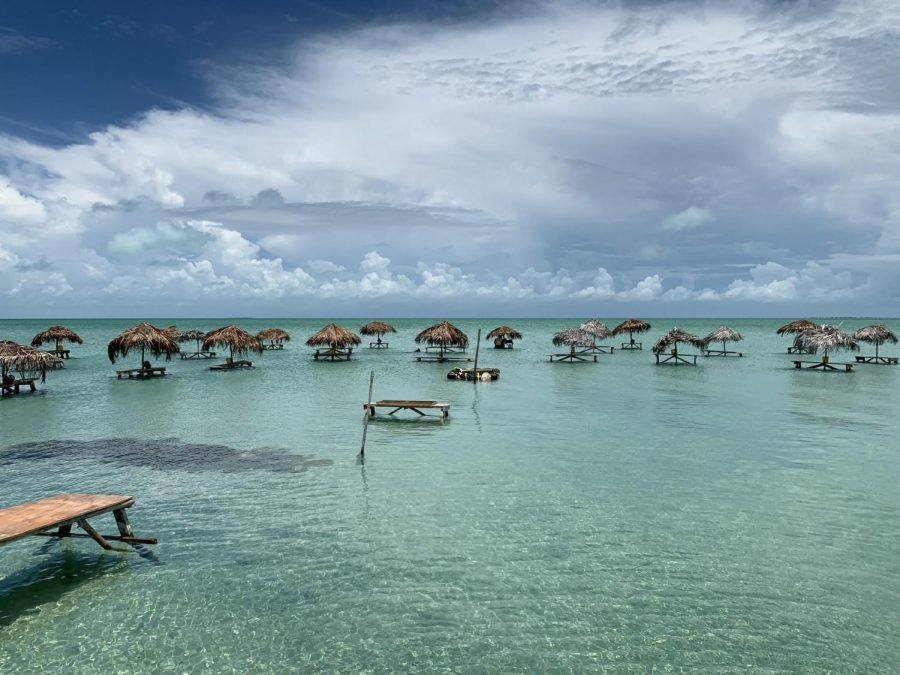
xmin=1 ymin=317 xmax=898 ymax=673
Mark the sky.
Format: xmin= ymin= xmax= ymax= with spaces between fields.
xmin=1 ymin=0 xmax=899 ymax=318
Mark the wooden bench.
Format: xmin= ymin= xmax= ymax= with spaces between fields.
xmin=548 ymin=352 xmax=597 ymax=362
xmin=181 ymin=351 xmax=217 ymax=359
xmin=1 ymin=378 xmax=36 ymax=395
xmin=655 ymin=353 xmax=698 ymax=365
xmin=855 ymin=355 xmax=899 ymax=365
xmin=364 ymin=400 xmax=450 ymax=418
xmin=116 ymin=367 xmax=166 ymax=379
xmin=0 ymin=494 xmax=157 ymax=552
xmin=703 ymin=349 xmax=744 ymax=357
xmin=209 ymin=359 xmax=253 ymax=370
xmin=793 ymin=360 xmax=853 ymax=372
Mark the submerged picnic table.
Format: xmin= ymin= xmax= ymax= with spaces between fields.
xmin=210 ymin=359 xmax=253 ymax=370
xmin=793 ymin=360 xmax=853 ymax=372
xmin=0 ymin=493 xmax=157 ymax=551
xmin=116 ymin=366 xmax=166 ymax=379
xmin=655 ymin=352 xmax=698 ymax=365
xmin=314 ymin=348 xmax=353 ymax=361
xmin=44 ymin=349 xmax=70 ymax=359
xmin=855 ymin=355 xmax=899 ymax=365
xmin=181 ymin=350 xmax=217 ymax=360
xmin=619 ymin=340 xmax=643 ymax=350
xmin=364 ymin=400 xmax=450 ymax=418
xmin=1 ymin=378 xmax=36 ymax=395
xmin=415 ymin=355 xmax=471 ymax=363
xmin=548 ymin=352 xmax=597 ymax=362
xmin=703 ymin=348 xmax=744 ymax=357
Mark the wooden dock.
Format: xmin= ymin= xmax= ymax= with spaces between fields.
xmin=116 ymin=367 xmax=166 ymax=379
xmin=1 ymin=378 xmax=36 ymax=395
xmin=793 ymin=360 xmax=853 ymax=372
xmin=181 ymin=351 xmax=217 ymax=359
xmin=855 ymin=355 xmax=898 ymax=365
xmin=210 ymin=359 xmax=252 ymax=370
xmin=0 ymin=494 xmax=157 ymax=551
xmin=364 ymin=400 xmax=450 ymax=418
xmin=655 ymin=353 xmax=698 ymax=365
xmin=703 ymin=348 xmax=744 ymax=357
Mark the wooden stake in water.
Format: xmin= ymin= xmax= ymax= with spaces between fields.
xmin=472 ymin=328 xmax=481 ymax=383
xmin=360 ymin=370 xmax=374 ymax=456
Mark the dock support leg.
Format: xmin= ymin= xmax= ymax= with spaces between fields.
xmin=113 ymin=508 xmax=134 ymax=538
xmin=77 ymin=519 xmax=115 ymax=550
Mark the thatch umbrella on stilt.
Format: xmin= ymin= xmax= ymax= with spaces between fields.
xmin=702 ymin=326 xmax=744 ymax=355
xmin=653 ymin=328 xmax=705 ymax=365
xmin=792 ymin=324 xmax=858 ymax=369
xmin=852 ymin=324 xmax=898 ymax=363
xmin=415 ymin=321 xmax=468 ymax=360
xmin=30 ymin=326 xmax=83 ymax=355
xmin=611 ymin=319 xmax=651 ymax=349
xmin=257 ymin=328 xmax=291 ymax=349
xmin=1 ymin=341 xmax=63 ymax=383
xmin=551 ymin=328 xmax=594 ymax=362
xmin=306 ymin=323 xmax=361 ymax=360
xmin=108 ymin=323 xmax=180 ymax=367
xmin=579 ymin=319 xmax=611 ymax=353
xmin=486 ymin=326 xmax=523 ymax=349
xmin=203 ymin=326 xmax=263 ymax=365
xmin=777 ymin=319 xmax=817 ymax=353
xmin=360 ymin=321 xmax=396 ymax=348
xmin=176 ymin=329 xmax=207 ymax=357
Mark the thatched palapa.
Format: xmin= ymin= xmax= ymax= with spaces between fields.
xmin=652 ymin=328 xmax=705 ymax=354
xmin=108 ymin=323 xmax=180 ymax=365
xmin=415 ymin=321 xmax=468 ymax=359
xmin=776 ymin=319 xmax=817 ymax=336
xmin=486 ymin=326 xmax=522 ymax=349
xmin=177 ymin=329 xmax=206 ymax=343
xmin=257 ymin=328 xmax=291 ymax=349
xmin=552 ymin=328 xmax=592 ymax=353
xmin=31 ymin=326 xmax=83 ymax=353
xmin=1 ymin=341 xmax=63 ymax=382
xmin=703 ymin=326 xmax=743 ymax=351
xmin=611 ymin=319 xmax=651 ymax=337
xmin=360 ymin=321 xmax=396 ymax=347
xmin=852 ymin=324 xmax=897 ymax=361
xmin=793 ymin=324 xmax=858 ymax=356
xmin=203 ymin=326 xmax=264 ymax=360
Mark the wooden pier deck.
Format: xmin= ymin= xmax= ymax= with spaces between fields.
xmin=116 ymin=367 xmax=166 ymax=379
xmin=793 ymin=360 xmax=853 ymax=372
xmin=364 ymin=400 xmax=450 ymax=418
xmin=181 ymin=351 xmax=217 ymax=359
xmin=1 ymin=378 xmax=37 ymax=395
xmin=855 ymin=355 xmax=898 ymax=365
xmin=0 ymin=494 xmax=157 ymax=551
xmin=210 ymin=359 xmax=253 ymax=370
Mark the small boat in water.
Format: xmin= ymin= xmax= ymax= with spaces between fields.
xmin=447 ymin=366 xmax=500 ymax=381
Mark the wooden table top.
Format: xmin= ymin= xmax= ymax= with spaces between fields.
xmin=0 ymin=494 xmax=133 ymax=545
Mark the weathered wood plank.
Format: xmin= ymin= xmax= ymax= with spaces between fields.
xmin=0 ymin=494 xmax=134 ymax=546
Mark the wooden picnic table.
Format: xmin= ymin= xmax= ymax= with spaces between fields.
xmin=415 ymin=355 xmax=471 ymax=363
xmin=703 ymin=348 xmax=744 ymax=357
xmin=548 ymin=352 xmax=597 ymax=362
xmin=314 ymin=348 xmax=353 ymax=361
xmin=44 ymin=349 xmax=70 ymax=359
xmin=209 ymin=359 xmax=253 ymax=370
xmin=181 ymin=351 xmax=217 ymax=359
xmin=1 ymin=378 xmax=36 ymax=395
xmin=655 ymin=353 xmax=698 ymax=365
xmin=0 ymin=493 xmax=157 ymax=551
xmin=855 ymin=355 xmax=899 ymax=365
xmin=619 ymin=341 xmax=643 ymax=350
xmin=793 ymin=360 xmax=853 ymax=372
xmin=116 ymin=367 xmax=166 ymax=379
xmin=364 ymin=400 xmax=450 ymax=418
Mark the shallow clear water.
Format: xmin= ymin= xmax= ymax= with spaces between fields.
xmin=1 ymin=318 xmax=898 ymax=672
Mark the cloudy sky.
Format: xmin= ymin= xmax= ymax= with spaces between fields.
xmin=1 ymin=0 xmax=898 ymax=317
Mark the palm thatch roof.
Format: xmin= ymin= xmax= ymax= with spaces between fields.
xmin=176 ymin=329 xmax=206 ymax=342
xmin=203 ymin=326 xmax=264 ymax=357
xmin=257 ymin=328 xmax=291 ymax=342
xmin=306 ymin=323 xmax=361 ymax=349
xmin=853 ymin=324 xmax=898 ymax=346
xmin=552 ymin=328 xmax=592 ymax=348
xmin=107 ymin=323 xmax=180 ymax=364
xmin=793 ymin=324 xmax=859 ymax=354
xmin=703 ymin=326 xmax=743 ymax=345
xmin=652 ymin=328 xmax=705 ymax=354
xmin=611 ymin=319 xmax=651 ymax=336
xmin=360 ymin=321 xmax=396 ymax=336
xmin=776 ymin=319 xmax=817 ymax=336
xmin=486 ymin=326 xmax=523 ymax=341
xmin=580 ymin=319 xmax=610 ymax=339
xmin=30 ymin=325 xmax=83 ymax=347
xmin=162 ymin=325 xmax=179 ymax=338
xmin=415 ymin=321 xmax=468 ymax=349
xmin=1 ymin=341 xmax=63 ymax=380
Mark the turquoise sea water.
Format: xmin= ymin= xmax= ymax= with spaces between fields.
xmin=1 ymin=318 xmax=899 ymax=673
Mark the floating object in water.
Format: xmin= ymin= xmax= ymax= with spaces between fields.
xmin=447 ymin=367 xmax=499 ymax=381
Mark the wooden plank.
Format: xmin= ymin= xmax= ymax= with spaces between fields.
xmin=0 ymin=494 xmax=134 ymax=546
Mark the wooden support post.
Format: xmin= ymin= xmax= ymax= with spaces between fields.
xmin=113 ymin=508 xmax=134 ymax=538
xmin=360 ymin=370 xmax=374 ymax=457
xmin=77 ymin=519 xmax=115 ymax=550
xmin=472 ymin=328 xmax=481 ymax=383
